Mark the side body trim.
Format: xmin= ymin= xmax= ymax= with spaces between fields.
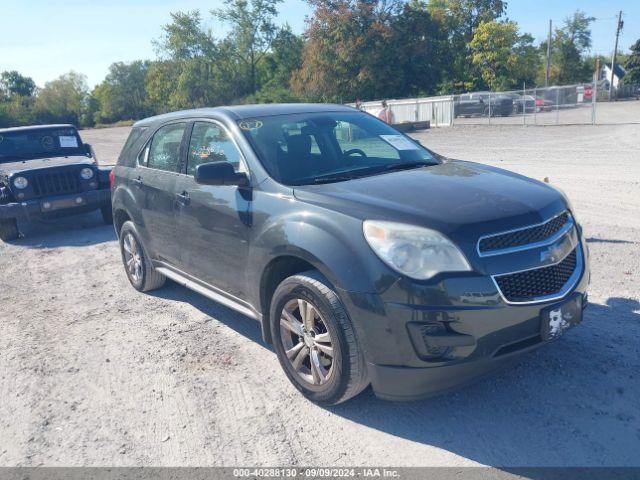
xmin=155 ymin=265 xmax=261 ymax=320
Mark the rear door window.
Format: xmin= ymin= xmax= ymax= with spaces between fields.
xmin=118 ymin=127 xmax=147 ymax=166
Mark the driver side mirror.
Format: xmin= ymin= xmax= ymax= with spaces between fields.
xmin=84 ymin=143 xmax=93 ymax=156
xmin=195 ymin=161 xmax=249 ymax=187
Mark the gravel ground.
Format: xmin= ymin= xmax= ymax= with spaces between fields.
xmin=0 ymin=119 xmax=639 ymax=468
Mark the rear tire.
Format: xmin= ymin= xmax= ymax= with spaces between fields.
xmin=101 ymin=205 xmax=113 ymax=225
xmin=0 ymin=218 xmax=19 ymax=242
xmin=270 ymin=270 xmax=368 ymax=405
xmin=119 ymin=221 xmax=165 ymax=292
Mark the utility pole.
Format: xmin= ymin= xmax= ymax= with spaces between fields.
xmin=609 ymin=11 xmax=624 ymax=101
xmin=545 ymin=19 xmax=552 ymax=87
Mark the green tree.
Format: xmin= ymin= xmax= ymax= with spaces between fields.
xmin=470 ymin=20 xmax=539 ymax=90
xmin=35 ymin=72 xmax=90 ymax=126
xmin=389 ymin=0 xmax=448 ymax=96
xmin=624 ymin=40 xmax=640 ymax=84
xmin=428 ymin=0 xmax=506 ymax=90
xmin=150 ymin=10 xmax=244 ymax=110
xmin=292 ymin=0 xmax=394 ymax=102
xmin=293 ymin=0 xmax=444 ymax=102
xmin=0 ymin=71 xmax=36 ymax=99
xmin=260 ymin=27 xmax=303 ymax=86
xmin=213 ymin=0 xmax=284 ymax=95
xmin=0 ymin=71 xmax=37 ymax=128
xmin=541 ymin=10 xmax=595 ymax=85
xmin=91 ymin=61 xmax=150 ymax=124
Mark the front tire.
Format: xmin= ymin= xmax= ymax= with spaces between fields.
xmin=0 ymin=218 xmax=19 ymax=242
xmin=270 ymin=270 xmax=368 ymax=405
xmin=118 ymin=221 xmax=165 ymax=292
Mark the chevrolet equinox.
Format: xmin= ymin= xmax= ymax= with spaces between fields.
xmin=110 ymin=104 xmax=590 ymax=404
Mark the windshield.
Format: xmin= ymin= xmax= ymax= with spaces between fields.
xmin=0 ymin=127 xmax=85 ymax=163
xmin=237 ymin=111 xmax=438 ymax=185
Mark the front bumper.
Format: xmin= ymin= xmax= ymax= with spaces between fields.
xmin=0 ymin=189 xmax=111 ymax=220
xmin=339 ymin=241 xmax=590 ymax=401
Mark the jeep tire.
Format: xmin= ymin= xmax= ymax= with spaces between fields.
xmin=0 ymin=218 xmax=19 ymax=242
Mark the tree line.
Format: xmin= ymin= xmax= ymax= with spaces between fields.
xmin=2 ymin=0 xmax=639 ymax=129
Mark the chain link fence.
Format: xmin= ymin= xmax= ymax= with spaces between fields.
xmin=350 ymin=82 xmax=640 ymax=127
xmin=352 ymin=96 xmax=454 ymax=127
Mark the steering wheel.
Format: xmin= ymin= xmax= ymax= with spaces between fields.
xmin=343 ymin=148 xmax=368 ymax=159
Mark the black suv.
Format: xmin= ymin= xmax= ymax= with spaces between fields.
xmin=111 ymin=104 xmax=589 ymax=404
xmin=0 ymin=124 xmax=112 ymax=241
xmin=454 ymin=92 xmax=514 ymax=117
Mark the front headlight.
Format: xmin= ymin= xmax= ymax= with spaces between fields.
xmin=363 ymin=220 xmax=472 ymax=280
xmin=13 ymin=176 xmax=28 ymax=189
xmin=80 ymin=168 xmax=94 ymax=180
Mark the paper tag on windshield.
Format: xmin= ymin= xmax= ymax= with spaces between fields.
xmin=59 ymin=136 xmax=78 ymax=148
xmin=380 ymin=135 xmax=418 ymax=151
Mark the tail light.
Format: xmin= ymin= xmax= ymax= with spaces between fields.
xmin=109 ymin=169 xmax=115 ymax=189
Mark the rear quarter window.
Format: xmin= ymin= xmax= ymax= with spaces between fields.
xmin=118 ymin=127 xmax=148 ymax=166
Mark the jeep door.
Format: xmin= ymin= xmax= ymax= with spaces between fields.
xmin=135 ymin=122 xmax=187 ymax=265
xmin=174 ymin=120 xmax=251 ymax=300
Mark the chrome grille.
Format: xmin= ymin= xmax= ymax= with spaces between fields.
xmin=31 ymin=170 xmax=81 ymax=196
xmin=479 ymin=211 xmax=570 ymax=254
xmin=494 ymin=248 xmax=578 ymax=303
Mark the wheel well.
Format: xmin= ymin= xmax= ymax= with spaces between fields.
xmin=259 ymin=255 xmax=317 ymax=343
xmin=113 ymin=209 xmax=131 ymax=237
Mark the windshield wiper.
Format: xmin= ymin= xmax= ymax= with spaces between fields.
xmin=311 ymin=175 xmax=360 ymax=184
xmin=384 ymin=161 xmax=436 ymax=172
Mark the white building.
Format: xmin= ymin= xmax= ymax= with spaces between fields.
xmin=601 ymin=63 xmax=626 ymax=89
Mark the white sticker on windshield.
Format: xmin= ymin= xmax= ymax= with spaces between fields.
xmin=59 ymin=135 xmax=78 ymax=148
xmin=380 ymin=135 xmax=418 ymax=151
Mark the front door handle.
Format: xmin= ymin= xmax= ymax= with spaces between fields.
xmin=132 ymin=177 xmax=143 ymax=187
xmin=176 ymin=191 xmax=191 ymax=206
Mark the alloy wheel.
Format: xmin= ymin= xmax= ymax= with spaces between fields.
xmin=123 ymin=233 xmax=143 ymax=284
xmin=279 ymin=298 xmax=335 ymax=386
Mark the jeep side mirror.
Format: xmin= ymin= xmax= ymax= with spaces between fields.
xmin=84 ymin=143 xmax=93 ymax=156
xmin=194 ymin=161 xmax=249 ymax=187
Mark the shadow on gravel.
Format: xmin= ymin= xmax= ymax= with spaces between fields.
xmin=10 ymin=211 xmax=116 ymax=248
xmin=149 ymin=281 xmax=271 ymax=351
xmin=586 ymin=237 xmax=636 ymax=245
xmin=328 ymin=296 xmax=640 ymax=467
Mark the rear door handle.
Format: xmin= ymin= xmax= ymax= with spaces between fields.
xmin=132 ymin=177 xmax=143 ymax=187
xmin=176 ymin=192 xmax=191 ymax=206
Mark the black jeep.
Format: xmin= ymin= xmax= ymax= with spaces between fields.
xmin=0 ymin=124 xmax=112 ymax=241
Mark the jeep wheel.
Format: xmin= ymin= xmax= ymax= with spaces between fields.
xmin=119 ymin=221 xmax=165 ymax=292
xmin=270 ymin=270 xmax=368 ymax=405
xmin=0 ymin=218 xmax=19 ymax=242
xmin=101 ymin=205 xmax=113 ymax=225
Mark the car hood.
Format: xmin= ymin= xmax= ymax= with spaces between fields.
xmin=0 ymin=156 xmax=94 ymax=176
xmin=293 ymin=160 xmax=567 ymax=245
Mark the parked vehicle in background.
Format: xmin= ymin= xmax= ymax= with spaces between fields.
xmin=535 ymin=97 xmax=554 ymax=112
xmin=454 ymin=92 xmax=513 ymax=118
xmin=111 ymin=104 xmax=589 ymax=405
xmin=506 ymin=94 xmax=536 ymax=113
xmin=0 ymin=124 xmax=112 ymax=241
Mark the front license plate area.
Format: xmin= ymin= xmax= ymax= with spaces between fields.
xmin=541 ymin=295 xmax=582 ymax=341
xmin=41 ymin=196 xmax=84 ymax=212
